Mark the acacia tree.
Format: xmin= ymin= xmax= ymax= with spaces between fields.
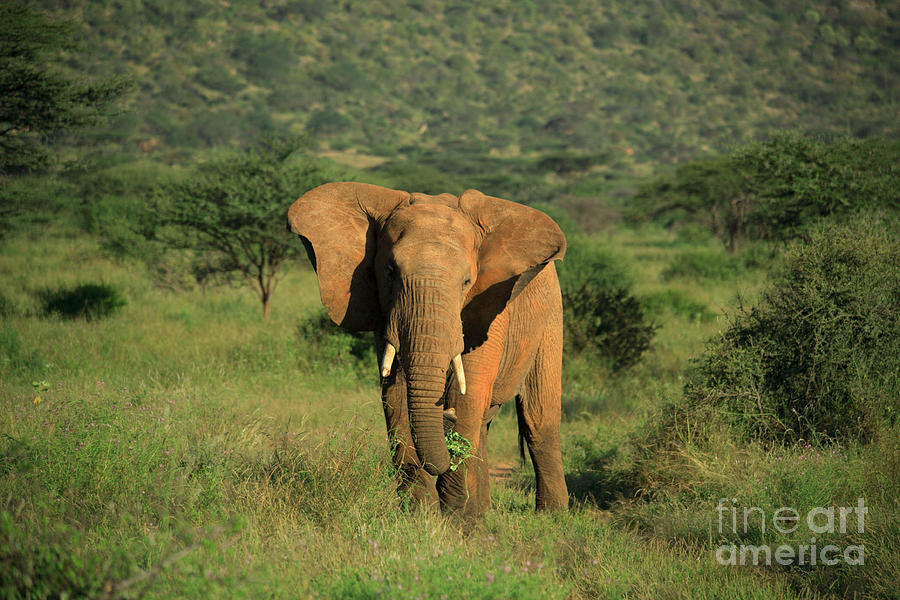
xmin=156 ymin=139 xmax=333 ymax=320
xmin=0 ymin=3 xmax=127 ymax=174
xmin=634 ymin=156 xmax=754 ymax=253
xmin=632 ymin=133 xmax=900 ymax=252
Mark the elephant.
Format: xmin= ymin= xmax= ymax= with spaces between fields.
xmin=287 ymin=182 xmax=568 ymax=515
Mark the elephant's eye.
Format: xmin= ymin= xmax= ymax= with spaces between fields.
xmin=463 ymin=276 xmax=471 ymax=288
xmin=385 ymin=263 xmax=396 ymax=280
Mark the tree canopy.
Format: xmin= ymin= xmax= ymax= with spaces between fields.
xmin=154 ymin=138 xmax=334 ymax=320
xmin=632 ymin=133 xmax=900 ymax=251
xmin=0 ymin=2 xmax=127 ymax=174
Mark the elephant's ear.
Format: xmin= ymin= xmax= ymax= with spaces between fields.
xmin=458 ymin=189 xmax=566 ymax=347
xmin=287 ymin=182 xmax=409 ymax=331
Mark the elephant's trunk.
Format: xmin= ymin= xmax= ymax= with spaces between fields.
xmin=405 ymin=352 xmax=451 ymax=476
xmin=389 ymin=274 xmax=461 ymax=476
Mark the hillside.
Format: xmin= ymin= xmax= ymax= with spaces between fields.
xmin=35 ymin=0 xmax=900 ymax=188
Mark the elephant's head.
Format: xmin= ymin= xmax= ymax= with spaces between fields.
xmin=287 ymin=182 xmax=565 ymax=475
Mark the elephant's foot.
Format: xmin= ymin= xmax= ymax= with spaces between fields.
xmin=436 ymin=468 xmax=468 ymax=514
xmin=397 ymin=463 xmax=439 ymax=511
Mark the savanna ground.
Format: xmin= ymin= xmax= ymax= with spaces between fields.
xmin=2 ymin=198 xmax=896 ymax=599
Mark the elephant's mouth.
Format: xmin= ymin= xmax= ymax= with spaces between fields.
xmin=380 ymin=342 xmax=466 ymax=395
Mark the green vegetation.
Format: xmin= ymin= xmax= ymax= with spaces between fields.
xmin=17 ymin=0 xmax=900 ymax=197
xmin=661 ymin=248 xmax=748 ymax=281
xmin=683 ymin=216 xmax=899 ymax=443
xmin=548 ymin=213 xmax=657 ymax=370
xmin=4 ymin=192 xmax=895 ymax=597
xmin=1 ymin=2 xmax=899 ymax=598
xmin=153 ymin=138 xmax=335 ymax=319
xmin=445 ymin=431 xmax=473 ymax=472
xmin=0 ymin=2 xmax=127 ymax=174
xmin=634 ymin=133 xmax=900 ymax=251
xmin=39 ymin=282 xmax=126 ymax=320
xmin=0 ymin=216 xmax=815 ymax=599
xmin=294 ymin=310 xmax=374 ymax=380
xmin=563 ymin=285 xmax=656 ymax=371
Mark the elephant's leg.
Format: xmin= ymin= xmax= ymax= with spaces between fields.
xmin=380 ymin=351 xmax=438 ymax=509
xmin=471 ymin=404 xmax=500 ymax=512
xmin=437 ymin=315 xmax=506 ymax=517
xmin=517 ymin=325 xmax=568 ymax=511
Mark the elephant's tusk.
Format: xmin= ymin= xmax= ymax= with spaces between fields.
xmin=381 ymin=343 xmax=397 ymax=378
xmin=452 ymin=354 xmax=466 ymax=395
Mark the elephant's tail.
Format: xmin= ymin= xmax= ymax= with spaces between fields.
xmin=515 ymin=395 xmax=526 ymax=465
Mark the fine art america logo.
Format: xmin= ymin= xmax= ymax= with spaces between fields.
xmin=715 ymin=498 xmax=867 ymax=566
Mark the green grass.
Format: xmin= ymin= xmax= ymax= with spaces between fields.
xmin=1 ymin=215 xmax=894 ymax=598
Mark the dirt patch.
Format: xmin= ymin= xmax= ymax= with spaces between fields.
xmin=490 ymin=462 xmax=516 ymax=480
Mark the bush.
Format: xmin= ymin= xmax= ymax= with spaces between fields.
xmin=196 ymin=63 xmax=245 ymax=94
xmin=295 ymin=311 xmax=375 ymax=378
xmin=563 ymin=286 xmax=656 ymax=371
xmin=557 ymin=236 xmax=656 ymax=370
xmin=305 ymin=108 xmax=354 ymax=137
xmin=66 ymin=160 xmax=175 ymax=260
xmin=40 ymin=283 xmax=126 ymax=320
xmin=364 ymin=160 xmax=462 ymax=195
xmin=230 ymin=31 xmax=296 ymax=83
xmin=536 ymin=152 xmax=608 ymax=175
xmin=685 ymin=216 xmax=899 ymax=443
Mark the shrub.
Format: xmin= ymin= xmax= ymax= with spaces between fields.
xmin=364 ymin=160 xmax=461 ymax=195
xmin=40 ymin=283 xmax=126 ymax=321
xmin=230 ymin=31 xmax=296 ymax=83
xmin=555 ymin=234 xmax=632 ymax=291
xmin=305 ymin=108 xmax=354 ymax=137
xmin=536 ymin=152 xmax=608 ymax=175
xmin=563 ymin=286 xmax=656 ymax=371
xmin=195 ymin=63 xmax=245 ymax=94
xmin=295 ymin=311 xmax=375 ymax=378
xmin=549 ymin=217 xmax=656 ymax=370
xmin=685 ymin=215 xmax=899 ymax=443
xmin=558 ymin=237 xmax=655 ymax=370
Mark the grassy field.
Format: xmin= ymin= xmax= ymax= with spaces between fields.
xmin=5 ymin=209 xmax=895 ymax=599
xmin=3 ymin=2 xmax=898 ymax=597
